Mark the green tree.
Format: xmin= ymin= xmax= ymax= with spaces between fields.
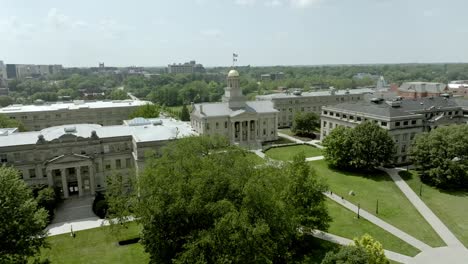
xmin=36 ymin=187 xmax=58 ymax=222
xmin=105 ymin=172 xmax=136 ymax=226
xmin=134 ymin=136 xmax=330 ymax=263
xmin=179 ymin=104 xmax=190 ymax=121
xmin=129 ymin=104 xmax=160 ymax=119
xmin=321 ymin=245 xmax=370 ymax=264
xmin=109 ymin=89 xmax=128 ymax=100
xmin=0 ymin=114 xmax=26 ymax=131
xmin=0 ymin=95 xmax=13 ymax=107
xmin=410 ymin=125 xmax=468 ymax=189
xmin=0 ymin=166 xmax=48 ymax=263
xmin=354 ymin=234 xmax=389 ymax=264
xmin=291 ymin=112 xmax=320 ymax=136
xmin=323 ymin=122 xmax=395 ymax=170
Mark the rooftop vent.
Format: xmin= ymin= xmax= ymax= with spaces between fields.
xmin=292 ymin=90 xmax=302 ymax=96
xmin=128 ymin=117 xmax=151 ymax=126
xmin=152 ymin=120 xmax=163 ymax=126
xmin=64 ymin=126 xmax=76 ymax=133
xmin=386 ymin=100 xmax=401 ymax=108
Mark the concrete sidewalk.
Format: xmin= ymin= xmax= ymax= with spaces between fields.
xmin=382 ymin=168 xmax=465 ymax=248
xmin=310 ymin=229 xmax=413 ymax=264
xmin=324 ymin=192 xmax=431 ymax=251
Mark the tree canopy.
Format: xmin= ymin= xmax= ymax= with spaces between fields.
xmin=0 ymin=166 xmax=48 ymax=263
xmin=127 ymin=136 xmax=330 ymax=263
xmin=291 ymin=112 xmax=320 ymax=136
xmin=323 ymin=122 xmax=395 ymax=170
xmin=0 ymin=114 xmax=26 ymax=131
xmin=129 ymin=104 xmax=160 ymax=119
xmin=180 ymin=104 xmax=190 ymax=121
xmin=322 ymin=234 xmax=389 ymax=264
xmin=410 ymin=124 xmax=468 ymax=189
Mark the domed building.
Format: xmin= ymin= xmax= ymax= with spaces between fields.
xmin=191 ymin=69 xmax=278 ymax=148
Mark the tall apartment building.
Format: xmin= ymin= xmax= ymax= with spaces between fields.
xmin=256 ymin=88 xmax=374 ymax=127
xmin=5 ymin=63 xmax=63 ymax=79
xmin=0 ymin=118 xmax=195 ymax=198
xmin=320 ymin=96 xmax=464 ymax=164
xmin=168 ymin=60 xmax=205 ymax=74
xmin=0 ymin=100 xmax=150 ymax=131
xmin=0 ymin=61 xmax=7 ymax=95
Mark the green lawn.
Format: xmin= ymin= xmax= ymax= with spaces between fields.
xmin=265 ymin=145 xmax=322 ymax=161
xmin=310 ymin=160 xmax=445 ymax=248
xmin=245 ymin=152 xmax=266 ymax=165
xmin=326 ymin=199 xmax=420 ymax=256
xmin=278 ymin=128 xmax=316 ymax=141
xmin=402 ymin=171 xmax=468 ymax=247
xmin=39 ymin=223 xmax=149 ymax=264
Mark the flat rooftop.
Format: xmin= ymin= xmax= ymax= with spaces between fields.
xmin=0 ymin=100 xmax=150 ymax=114
xmin=0 ymin=118 xmax=197 ymax=147
xmin=256 ymin=88 xmax=374 ymax=100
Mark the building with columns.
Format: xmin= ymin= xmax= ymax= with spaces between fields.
xmin=0 ymin=118 xmax=195 ymax=198
xmin=191 ymin=69 xmax=278 ymax=148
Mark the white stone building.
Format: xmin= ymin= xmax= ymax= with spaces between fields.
xmin=0 ymin=118 xmax=196 ymax=198
xmin=320 ymin=96 xmax=465 ymax=164
xmin=256 ymin=87 xmax=374 ymax=127
xmin=191 ymin=70 xmax=278 ymax=148
xmin=0 ymin=100 xmax=150 ymax=131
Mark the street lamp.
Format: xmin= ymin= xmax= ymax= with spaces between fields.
xmin=357 ymin=203 xmax=360 ymax=219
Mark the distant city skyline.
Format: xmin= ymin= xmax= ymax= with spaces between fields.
xmin=1 ymin=0 xmax=468 ymax=67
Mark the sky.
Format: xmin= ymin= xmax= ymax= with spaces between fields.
xmin=1 ymin=0 xmax=468 ymax=67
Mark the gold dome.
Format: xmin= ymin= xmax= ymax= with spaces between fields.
xmin=228 ymin=69 xmax=239 ymax=77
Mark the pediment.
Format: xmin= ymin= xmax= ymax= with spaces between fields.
xmin=46 ymin=154 xmax=92 ymax=165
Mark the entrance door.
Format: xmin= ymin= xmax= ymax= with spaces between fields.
xmin=68 ymin=181 xmax=79 ymax=195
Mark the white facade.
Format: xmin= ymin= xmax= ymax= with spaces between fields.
xmin=256 ymin=88 xmax=373 ymax=127
xmin=191 ymin=70 xmax=278 ymax=148
xmin=0 ymin=100 xmax=151 ymax=131
xmin=0 ymin=118 xmax=196 ymax=198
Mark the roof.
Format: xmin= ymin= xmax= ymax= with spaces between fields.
xmin=192 ymin=100 xmax=277 ymax=118
xmin=228 ymin=69 xmax=239 ymax=77
xmin=256 ymin=88 xmax=374 ymax=100
xmin=398 ymin=82 xmax=447 ymax=93
xmin=0 ymin=118 xmax=196 ymax=147
xmin=0 ymin=100 xmax=150 ymax=114
xmin=323 ymin=97 xmax=462 ymax=119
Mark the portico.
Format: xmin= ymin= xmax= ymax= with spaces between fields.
xmin=232 ymin=119 xmax=258 ymax=143
xmin=45 ymin=154 xmax=96 ymax=198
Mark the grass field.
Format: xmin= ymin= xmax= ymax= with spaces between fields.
xmin=265 ymin=145 xmax=322 ymax=161
xmin=278 ymin=128 xmax=316 ymax=141
xmin=310 ymin=160 xmax=445 ymax=248
xmin=401 ymin=171 xmax=468 ymax=247
xmin=39 ymin=223 xmax=148 ymax=264
xmin=326 ymin=199 xmax=420 ymax=256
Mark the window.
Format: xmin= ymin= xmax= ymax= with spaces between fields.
xmin=105 ymin=161 xmax=111 ymax=170
xmin=323 ymin=121 xmax=327 ymax=127
xmin=335 ymin=113 xmax=340 ymax=117
xmin=289 ymin=108 xmax=292 ymax=112
xmin=402 ymin=134 xmax=408 ymax=141
xmin=394 ymin=135 xmax=400 ymax=143
xmin=21 ymin=115 xmax=27 ymax=120
xmin=324 ymin=111 xmax=328 ymax=115
xmin=343 ymin=115 xmax=347 ymax=118
xmin=357 ymin=117 xmax=362 ymax=121
xmin=224 ymin=122 xmax=228 ymax=128
xmin=349 ymin=116 xmax=354 ymax=120
xmin=411 ymin=120 xmax=416 ymax=125
xmin=42 ymin=168 xmax=47 ymax=178
xmin=29 ymin=169 xmax=36 ymax=178
xmin=381 ymin=121 xmax=387 ymax=126
xmin=401 ymin=145 xmax=407 ymax=153
xmin=56 ymin=114 xmax=61 ymax=118
xmin=116 ymin=159 xmax=121 ymax=169
xmin=263 ymin=129 xmax=266 ymax=135
xmin=81 ymin=150 xmax=86 ymax=155
xmin=448 ymin=111 xmax=452 ymax=116
xmin=395 ymin=122 xmax=400 ymax=127
xmin=216 ymin=122 xmax=219 ymax=129
xmin=126 ymin=158 xmax=132 ymax=168
xmin=410 ymin=133 xmax=416 ymax=140
xmin=206 ymin=123 xmax=210 ymax=130
xmin=103 ymin=145 xmax=110 ymax=153
xmin=403 ymin=121 xmax=408 ymax=125
xmin=0 ymin=154 xmax=7 ymax=163
xmin=455 ymin=111 xmax=459 ymax=115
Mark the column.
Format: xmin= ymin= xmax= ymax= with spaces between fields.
xmin=76 ymin=166 xmax=83 ymax=197
xmin=89 ymin=164 xmax=96 ymax=196
xmin=247 ymin=121 xmax=251 ymax=142
xmin=60 ymin=168 xmax=69 ymax=198
xmin=231 ymin=122 xmax=235 ymax=143
xmin=239 ymin=121 xmax=243 ymax=143
xmin=47 ymin=169 xmax=53 ymax=187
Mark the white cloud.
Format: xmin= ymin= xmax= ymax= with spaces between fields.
xmin=235 ymin=0 xmax=256 ymax=6
xmin=47 ymin=8 xmax=71 ymax=30
xmin=98 ymin=19 xmax=131 ymax=39
xmin=265 ymin=0 xmax=283 ymax=7
xmin=289 ymin=0 xmax=321 ymax=8
xmin=200 ymin=29 xmax=222 ymax=38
